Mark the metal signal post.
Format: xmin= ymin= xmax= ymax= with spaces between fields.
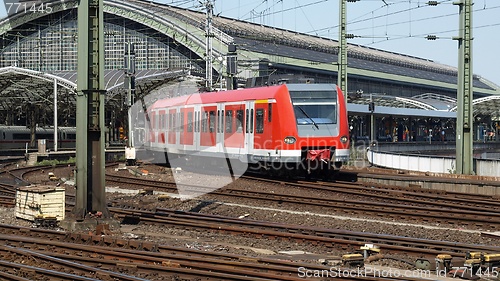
xmin=74 ymin=0 xmax=109 ymax=218
xmin=204 ymin=0 xmax=214 ymax=91
xmin=338 ymin=0 xmax=348 ymax=97
xmin=455 ymin=0 xmax=473 ymax=175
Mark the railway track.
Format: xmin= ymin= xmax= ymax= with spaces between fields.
xmin=248 ymin=174 xmax=500 ymax=211
xmin=3 ymin=163 xmax=500 ymax=280
xmin=109 ymin=205 xmax=500 ymax=259
xmin=106 ymin=173 xmax=500 ymax=230
xmin=0 ymin=224 xmax=428 ymax=281
xmin=10 ymin=164 xmax=500 ymax=235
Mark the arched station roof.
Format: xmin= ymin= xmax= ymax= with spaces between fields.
xmin=0 ymin=66 xmax=187 ymax=111
xmin=348 ymin=92 xmax=500 ymax=120
xmin=0 ymin=0 xmax=498 ymax=123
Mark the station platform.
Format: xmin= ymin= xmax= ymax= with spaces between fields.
xmin=357 ymin=141 xmax=500 ymax=178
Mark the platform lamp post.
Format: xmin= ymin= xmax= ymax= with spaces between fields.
xmin=53 ymin=78 xmax=58 ymax=152
xmin=369 ymin=93 xmax=375 ymax=166
xmin=124 ymin=42 xmax=136 ymax=166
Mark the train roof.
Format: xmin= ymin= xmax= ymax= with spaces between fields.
xmin=150 ymin=84 xmax=288 ymax=110
xmin=150 ymin=84 xmax=341 ymax=110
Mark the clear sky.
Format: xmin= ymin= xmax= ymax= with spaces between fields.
xmin=172 ymin=0 xmax=500 ymax=87
xmin=1 ymin=0 xmax=499 ymax=87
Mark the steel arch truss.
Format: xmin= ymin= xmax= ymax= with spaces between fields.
xmin=0 ymin=66 xmax=76 ymax=126
xmin=450 ymin=95 xmax=500 ymax=120
xmin=0 ymin=0 xmax=231 ymax=75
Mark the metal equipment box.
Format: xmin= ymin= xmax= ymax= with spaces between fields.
xmin=15 ymin=186 xmax=65 ymax=222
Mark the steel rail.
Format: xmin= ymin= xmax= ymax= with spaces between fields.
xmin=105 ymin=173 xmax=500 ymax=229
xmin=110 ymin=206 xmax=500 ymax=259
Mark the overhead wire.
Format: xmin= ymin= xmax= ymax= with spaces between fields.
xmin=158 ymin=0 xmax=500 ymax=50
xmin=355 ymin=4 xmax=500 ymax=45
xmin=306 ymin=1 xmax=500 ymax=42
xmin=239 ymin=0 xmax=329 ymax=23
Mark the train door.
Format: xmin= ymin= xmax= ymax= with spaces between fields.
xmin=200 ymin=105 xmax=217 ymax=148
xmin=253 ymin=101 xmax=273 ymax=151
xmin=224 ymin=103 xmax=245 ymax=150
xmin=245 ymin=101 xmax=255 ymax=160
xmin=182 ymin=107 xmax=194 ymax=148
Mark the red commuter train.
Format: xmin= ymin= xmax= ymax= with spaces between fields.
xmin=145 ymin=83 xmax=350 ymax=177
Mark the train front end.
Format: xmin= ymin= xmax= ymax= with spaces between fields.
xmin=281 ymin=84 xmax=350 ymax=176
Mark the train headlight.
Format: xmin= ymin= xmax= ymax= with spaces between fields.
xmin=284 ymin=136 xmax=296 ymax=144
xmin=340 ymin=135 xmax=348 ymax=143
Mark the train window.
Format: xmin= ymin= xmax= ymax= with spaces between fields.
xmin=250 ymin=109 xmax=254 ymax=133
xmin=173 ymin=112 xmax=176 ymax=131
xmin=245 ymin=109 xmax=249 ymax=133
xmin=209 ymin=111 xmax=216 ymax=133
xmin=220 ymin=110 xmax=224 ymax=133
xmin=217 ymin=110 xmax=221 ymax=133
xmin=165 ymin=114 xmax=169 ymax=131
xmin=165 ymin=113 xmax=170 ymax=131
xmin=193 ymin=112 xmax=196 ymax=132
xmin=178 ymin=112 xmax=181 ymax=131
xmin=168 ymin=113 xmax=174 ymax=132
xmin=2 ymin=132 xmax=4 ymax=139
xmin=268 ymin=103 xmax=272 ymax=122
xmin=256 ymin=109 xmax=264 ymax=134
xmin=187 ymin=112 xmax=193 ymax=132
xmin=198 ymin=111 xmax=202 ymax=133
xmin=37 ymin=134 xmax=54 ymax=140
xmin=225 ymin=110 xmax=233 ymax=133
xmin=180 ymin=112 xmax=185 ymax=132
xmin=293 ymin=104 xmax=337 ymax=124
xmin=176 ymin=112 xmax=179 ymax=131
xmin=198 ymin=112 xmax=201 ymax=132
xmin=236 ymin=110 xmax=244 ymax=133
xmin=67 ymin=134 xmax=76 ymax=140
xmin=172 ymin=113 xmax=175 ymax=131
xmin=14 ymin=133 xmax=30 ymax=139
xmin=202 ymin=111 xmax=208 ymax=132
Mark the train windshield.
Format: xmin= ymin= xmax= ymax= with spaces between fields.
xmin=290 ymin=90 xmax=337 ymax=125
